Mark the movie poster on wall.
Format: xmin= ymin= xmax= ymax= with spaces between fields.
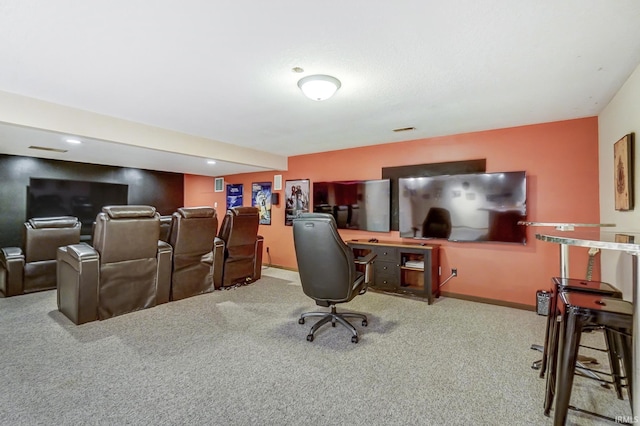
xmin=252 ymin=182 xmax=272 ymax=225
xmin=284 ymin=179 xmax=310 ymax=226
xmin=226 ymin=184 xmax=243 ymax=209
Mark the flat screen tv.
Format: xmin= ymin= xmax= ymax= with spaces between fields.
xmin=27 ymin=178 xmax=129 ymax=236
xmin=313 ymin=179 xmax=390 ymax=232
xmin=398 ymin=171 xmax=527 ymax=244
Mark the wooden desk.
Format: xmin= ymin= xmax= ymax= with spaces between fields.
xmin=347 ymin=240 xmax=440 ymax=304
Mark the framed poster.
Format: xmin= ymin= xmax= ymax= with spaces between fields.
xmin=284 ymin=179 xmax=310 ymax=226
xmin=614 ymin=134 xmax=633 ymax=211
xmin=226 ymin=183 xmax=243 ymax=209
xmin=252 ymin=182 xmax=272 ymax=225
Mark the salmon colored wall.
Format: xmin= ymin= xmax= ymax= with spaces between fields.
xmin=184 ymin=117 xmax=600 ymax=308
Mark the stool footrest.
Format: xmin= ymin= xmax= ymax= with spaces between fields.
xmin=568 ymin=405 xmax=631 ymax=424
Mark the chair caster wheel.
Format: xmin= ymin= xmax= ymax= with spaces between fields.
xmin=306 ymin=334 xmax=314 ymax=342
xmin=362 ymin=320 xmax=368 ymax=327
xmin=351 ymin=336 xmax=358 ymax=343
xmin=332 ymin=321 xmax=336 ymax=327
xmin=298 ymin=318 xmax=305 ymax=324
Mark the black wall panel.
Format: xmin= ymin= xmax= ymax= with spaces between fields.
xmin=0 ymin=154 xmax=184 ymax=247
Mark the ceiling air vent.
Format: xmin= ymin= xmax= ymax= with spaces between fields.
xmin=393 ymin=127 xmax=416 ymax=132
xmin=28 ymin=146 xmax=68 ymax=153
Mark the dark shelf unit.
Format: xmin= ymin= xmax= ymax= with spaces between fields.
xmin=347 ymin=239 xmax=440 ymax=304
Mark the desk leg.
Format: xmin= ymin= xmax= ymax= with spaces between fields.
xmin=560 ymin=243 xmax=569 ymax=279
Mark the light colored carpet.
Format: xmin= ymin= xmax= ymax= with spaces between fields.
xmin=0 ymin=267 xmax=632 ymax=425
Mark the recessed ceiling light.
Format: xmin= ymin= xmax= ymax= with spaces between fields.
xmin=207 ymin=160 xmax=217 ymax=165
xmin=65 ymin=138 xmax=82 ymax=144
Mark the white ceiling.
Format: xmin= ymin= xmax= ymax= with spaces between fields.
xmin=1 ymin=1 xmax=640 ymax=176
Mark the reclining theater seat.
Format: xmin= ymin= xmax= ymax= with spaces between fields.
xmin=168 ymin=206 xmax=223 ymax=300
xmin=0 ymin=216 xmax=81 ymax=297
xmin=215 ymin=206 xmax=264 ymax=288
xmin=56 ymin=205 xmax=173 ymax=325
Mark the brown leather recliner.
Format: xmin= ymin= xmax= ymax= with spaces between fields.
xmin=0 ymin=216 xmax=81 ymax=297
xmin=159 ymin=215 xmax=172 ymax=243
xmin=168 ymin=206 xmax=224 ymax=300
xmin=56 ymin=205 xmax=173 ymax=325
xmin=215 ymin=206 xmax=263 ymax=288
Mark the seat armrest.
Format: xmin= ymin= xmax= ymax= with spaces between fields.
xmin=0 ymin=247 xmax=25 ymax=297
xmin=1 ymin=247 xmax=24 ymax=262
xmin=62 ymin=243 xmax=98 ymax=263
xmin=253 ymin=235 xmax=264 ymax=281
xmin=155 ymin=240 xmax=173 ymax=304
xmin=212 ymin=237 xmax=225 ymax=289
xmin=57 ymin=244 xmax=100 ymax=325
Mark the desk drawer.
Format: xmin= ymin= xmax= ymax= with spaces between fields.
xmin=372 ymin=247 xmax=399 ymax=262
xmin=373 ymin=262 xmax=398 ymax=289
xmin=375 ymin=262 xmax=397 ymax=276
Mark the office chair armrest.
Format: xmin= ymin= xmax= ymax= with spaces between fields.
xmin=354 ymin=253 xmax=377 ymax=293
xmin=354 ymin=252 xmax=376 ymax=265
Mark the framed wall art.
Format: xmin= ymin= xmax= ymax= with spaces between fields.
xmin=614 ymin=133 xmax=634 ymax=211
xmin=284 ymin=179 xmax=310 ymax=226
xmin=252 ymin=182 xmax=272 ymax=225
xmin=226 ymin=183 xmax=243 ymax=209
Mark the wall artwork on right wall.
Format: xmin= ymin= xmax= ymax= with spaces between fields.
xmin=614 ymin=133 xmax=634 ymax=211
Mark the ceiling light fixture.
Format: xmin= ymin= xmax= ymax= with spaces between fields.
xmin=297 ymin=74 xmax=341 ymax=101
xmin=207 ymin=160 xmax=217 ymax=165
xmin=65 ymin=138 xmax=82 ymax=144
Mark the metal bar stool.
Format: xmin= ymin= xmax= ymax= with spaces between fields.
xmin=547 ymin=291 xmax=633 ymax=425
xmin=539 ymin=277 xmax=623 ymax=379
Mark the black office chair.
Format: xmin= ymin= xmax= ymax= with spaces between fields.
xmin=292 ymin=213 xmax=376 ymax=343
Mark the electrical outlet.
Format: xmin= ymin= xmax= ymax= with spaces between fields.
xmin=451 ymin=268 xmax=457 ymax=277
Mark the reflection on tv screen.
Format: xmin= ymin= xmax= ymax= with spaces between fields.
xmin=312 ymin=179 xmax=390 ymax=233
xmin=398 ymin=171 xmax=527 ymax=244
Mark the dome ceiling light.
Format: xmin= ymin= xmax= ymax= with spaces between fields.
xmin=297 ymin=74 xmax=341 ymax=101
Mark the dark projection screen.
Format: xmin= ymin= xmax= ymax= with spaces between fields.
xmin=28 ymin=178 xmax=129 ymax=236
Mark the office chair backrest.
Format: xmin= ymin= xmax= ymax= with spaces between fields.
xmin=93 ymin=205 xmax=160 ymax=264
xmin=293 ymin=213 xmax=355 ymax=302
xmin=422 ymin=207 xmax=452 ymax=239
xmin=169 ymin=207 xmax=218 ymax=254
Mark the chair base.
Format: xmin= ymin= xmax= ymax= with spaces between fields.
xmin=299 ymin=305 xmax=367 ymax=343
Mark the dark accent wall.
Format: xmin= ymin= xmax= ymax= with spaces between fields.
xmin=0 ymin=154 xmax=184 ymax=247
xmin=382 ymin=159 xmax=486 ymax=231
